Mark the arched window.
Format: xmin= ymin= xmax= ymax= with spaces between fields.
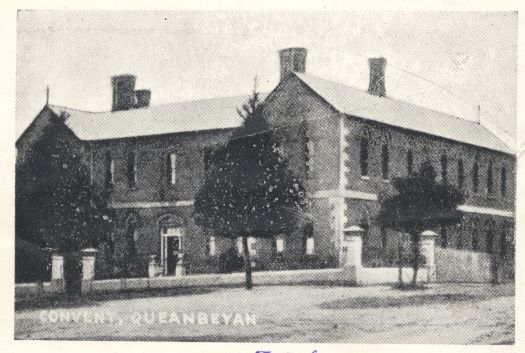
xmin=303 ymin=223 xmax=314 ymax=255
xmin=486 ymin=221 xmax=494 ymax=254
xmin=360 ymin=135 xmax=369 ymax=177
xmin=500 ymin=167 xmax=507 ymax=197
xmin=127 ymin=151 xmax=137 ymax=188
xmin=500 ymin=224 xmax=508 ymax=258
xmin=456 ymin=224 xmax=463 ymax=249
xmin=472 ymin=160 xmax=479 ymax=193
xmin=406 ymin=150 xmax=414 ymax=176
xmin=381 ymin=144 xmax=389 ymax=180
xmin=472 ymin=218 xmax=480 ymax=251
xmin=440 ymin=226 xmax=448 ymax=248
xmin=457 ymin=159 xmax=464 ymax=189
xmin=440 ymin=154 xmax=448 ymax=181
xmin=487 ymin=161 xmax=493 ymax=194
xmin=104 ymin=151 xmax=114 ymax=188
xmin=381 ymin=226 xmax=388 ymax=255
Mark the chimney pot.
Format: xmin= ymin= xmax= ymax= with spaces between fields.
xmin=279 ymin=47 xmax=307 ymax=82
xmin=111 ymin=74 xmax=137 ymax=111
xmin=368 ymin=57 xmax=387 ymax=97
xmin=134 ymin=89 xmax=151 ymax=108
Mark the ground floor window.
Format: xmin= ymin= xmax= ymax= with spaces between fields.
xmin=236 ymin=237 xmax=257 ymax=256
xmin=207 ymin=235 xmax=216 ymax=256
xmin=276 ymin=238 xmax=285 ymax=253
xmin=305 ymin=237 xmax=315 ymax=255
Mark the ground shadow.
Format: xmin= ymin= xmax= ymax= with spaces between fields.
xmin=15 ymin=285 xmax=231 ymax=311
xmin=318 ymin=293 xmax=498 ymax=310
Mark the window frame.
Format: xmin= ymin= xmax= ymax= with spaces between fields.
xmin=406 ymin=150 xmax=414 ymax=176
xmin=487 ymin=161 xmax=494 ymax=194
xmin=440 ymin=154 xmax=448 ymax=181
xmin=104 ymin=151 xmax=114 ymax=188
xmin=381 ymin=144 xmax=389 ymax=180
xmin=472 ymin=159 xmax=480 ymax=193
xmin=359 ymin=135 xmax=369 ymax=177
xmin=500 ymin=166 xmax=507 ymax=197
xmin=126 ymin=151 xmax=137 ymax=188
xmin=457 ymin=159 xmax=464 ymax=189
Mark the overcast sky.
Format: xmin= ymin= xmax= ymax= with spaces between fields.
xmin=16 ymin=11 xmax=517 ymax=145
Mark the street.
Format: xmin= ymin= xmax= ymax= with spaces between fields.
xmin=15 ymin=283 xmax=514 ymax=344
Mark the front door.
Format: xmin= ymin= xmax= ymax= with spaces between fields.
xmin=161 ymin=227 xmax=184 ymax=275
xmin=166 ymin=236 xmax=180 ymax=275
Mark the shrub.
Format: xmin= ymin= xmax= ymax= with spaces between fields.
xmin=15 ymin=239 xmax=50 ymax=283
xmin=218 ymin=247 xmax=244 ymax=273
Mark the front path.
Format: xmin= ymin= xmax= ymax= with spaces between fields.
xmin=15 ymin=283 xmax=514 ymax=344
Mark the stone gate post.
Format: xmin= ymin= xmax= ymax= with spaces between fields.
xmin=50 ymin=252 xmax=65 ymax=293
xmin=341 ymin=226 xmax=363 ymax=284
xmin=420 ymin=230 xmax=437 ymax=282
xmin=81 ymin=248 xmax=98 ymax=294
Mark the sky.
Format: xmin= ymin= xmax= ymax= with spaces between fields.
xmin=16 ymin=11 xmax=517 ymax=146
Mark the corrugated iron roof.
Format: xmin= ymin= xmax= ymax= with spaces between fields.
xmin=48 ymin=94 xmax=264 ymax=141
xmin=294 ymin=73 xmax=513 ymax=154
xmin=46 ymin=73 xmax=512 ymax=154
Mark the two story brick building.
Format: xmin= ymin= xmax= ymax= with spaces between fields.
xmin=16 ymin=47 xmax=515 ymax=277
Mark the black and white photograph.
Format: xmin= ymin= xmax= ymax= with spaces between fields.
xmin=12 ymin=10 xmax=518 ymax=345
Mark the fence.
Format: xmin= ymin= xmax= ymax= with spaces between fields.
xmin=435 ymin=247 xmax=492 ymax=283
xmin=16 ymin=228 xmax=504 ymax=297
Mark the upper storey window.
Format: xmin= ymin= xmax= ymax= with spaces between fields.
xmin=472 ymin=160 xmax=479 ymax=193
xmin=381 ymin=144 xmax=389 ymax=180
xmin=487 ymin=161 xmax=494 ymax=194
xmin=406 ymin=150 xmax=414 ymax=176
xmin=104 ymin=151 xmax=114 ymax=188
xmin=457 ymin=159 xmax=464 ymax=189
xmin=500 ymin=167 xmax=507 ymax=197
xmin=359 ymin=136 xmax=369 ymax=177
xmin=127 ymin=151 xmax=137 ymax=188
xmin=440 ymin=154 xmax=448 ymax=181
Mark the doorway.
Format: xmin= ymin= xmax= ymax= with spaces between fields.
xmin=161 ymin=227 xmax=184 ymax=275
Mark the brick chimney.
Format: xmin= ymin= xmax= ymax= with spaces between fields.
xmin=111 ymin=74 xmax=137 ymax=111
xmin=368 ymin=57 xmax=387 ymax=97
xmin=135 ymin=89 xmax=151 ymax=108
xmin=279 ymin=47 xmax=307 ymax=82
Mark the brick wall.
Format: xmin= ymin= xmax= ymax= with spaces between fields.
xmin=342 ymin=116 xmax=515 ymax=261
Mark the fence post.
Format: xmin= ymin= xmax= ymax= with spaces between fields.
xmin=50 ymin=252 xmax=65 ymax=293
xmin=81 ymin=248 xmax=98 ymax=294
xmin=421 ymin=230 xmax=437 ymax=282
xmin=341 ymin=226 xmax=363 ymax=284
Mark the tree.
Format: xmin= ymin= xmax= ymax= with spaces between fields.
xmin=16 ymin=113 xmax=113 ymax=291
xmin=193 ymin=89 xmax=308 ymax=289
xmin=377 ymin=161 xmax=465 ymax=286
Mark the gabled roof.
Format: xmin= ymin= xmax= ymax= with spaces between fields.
xmin=294 ymin=73 xmax=513 ymax=155
xmin=48 ymin=94 xmax=266 ymax=141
